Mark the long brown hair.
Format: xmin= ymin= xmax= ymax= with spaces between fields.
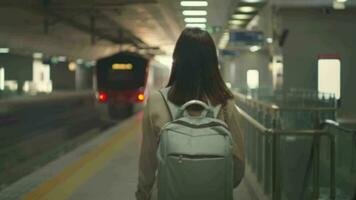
xmin=167 ymin=28 xmax=233 ymax=106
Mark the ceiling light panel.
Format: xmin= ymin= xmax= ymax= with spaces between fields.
xmin=229 ymin=20 xmax=245 ymax=25
xmin=186 ymin=23 xmax=207 ymax=29
xmin=237 ymin=6 xmax=257 ymax=13
xmin=183 ymin=10 xmax=207 ymax=16
xmin=181 ymin=1 xmax=208 ymax=7
xmin=0 ymin=48 xmax=10 ymax=53
xmin=184 ymin=18 xmax=207 ymax=23
xmin=232 ymin=14 xmax=253 ymax=20
xmin=241 ymin=0 xmax=265 ymax=3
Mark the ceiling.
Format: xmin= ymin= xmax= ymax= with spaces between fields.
xmin=0 ymin=0 xmax=237 ymax=62
xmin=1 ymin=0 xmax=354 ymax=62
xmin=0 ymin=0 xmax=181 ymax=61
xmin=270 ymin=0 xmax=356 ymax=7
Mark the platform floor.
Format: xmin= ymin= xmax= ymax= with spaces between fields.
xmin=0 ymin=113 xmax=257 ymax=200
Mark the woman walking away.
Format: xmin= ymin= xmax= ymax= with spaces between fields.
xmin=136 ymin=28 xmax=245 ymax=200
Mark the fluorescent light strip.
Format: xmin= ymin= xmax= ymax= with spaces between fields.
xmin=241 ymin=0 xmax=265 ymax=3
xmin=183 ymin=10 xmax=207 ymax=16
xmin=229 ymin=20 xmax=245 ymax=25
xmin=232 ymin=14 xmax=253 ymax=20
xmin=0 ymin=48 xmax=10 ymax=54
xmin=0 ymin=67 xmax=4 ymax=90
xmin=181 ymin=1 xmax=208 ymax=7
xmin=186 ymin=23 xmax=207 ymax=29
xmin=237 ymin=6 xmax=257 ymax=13
xmin=184 ymin=17 xmax=207 ymax=23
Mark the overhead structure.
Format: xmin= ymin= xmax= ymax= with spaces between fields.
xmin=0 ymin=0 xmax=244 ymax=60
xmin=228 ymin=0 xmax=267 ymax=30
xmin=0 ymin=0 xmax=182 ymax=60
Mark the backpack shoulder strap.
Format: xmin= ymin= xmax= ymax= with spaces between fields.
xmin=159 ymin=87 xmax=222 ymax=119
xmin=211 ymin=104 xmax=222 ymax=118
xmin=206 ymin=98 xmax=222 ymax=119
xmin=159 ymin=87 xmax=180 ymax=120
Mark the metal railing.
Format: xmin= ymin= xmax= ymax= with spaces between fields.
xmin=234 ymin=92 xmax=337 ymax=129
xmin=233 ymin=92 xmax=355 ymax=200
xmin=234 ymin=87 xmax=337 ymax=108
xmin=320 ymin=120 xmax=356 ymax=200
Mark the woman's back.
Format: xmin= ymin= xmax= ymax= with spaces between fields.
xmin=136 ymin=28 xmax=245 ymax=200
xmin=136 ymin=90 xmax=245 ymax=200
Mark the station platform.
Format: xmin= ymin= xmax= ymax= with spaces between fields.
xmin=0 ymin=113 xmax=257 ymax=200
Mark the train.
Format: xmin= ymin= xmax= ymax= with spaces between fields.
xmin=94 ymin=51 xmax=170 ymax=120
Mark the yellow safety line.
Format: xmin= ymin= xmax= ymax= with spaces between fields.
xmin=22 ymin=119 xmax=140 ymax=200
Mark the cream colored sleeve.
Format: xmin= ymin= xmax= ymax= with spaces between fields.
xmin=136 ymin=97 xmax=158 ymax=200
xmin=224 ymin=99 xmax=246 ymax=187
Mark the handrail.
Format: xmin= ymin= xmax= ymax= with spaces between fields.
xmin=275 ymin=107 xmax=336 ymax=112
xmin=236 ymin=103 xmax=336 ymax=200
xmin=235 ymin=92 xmax=279 ymax=113
xmin=234 ymin=92 xmax=337 ymax=113
xmin=322 ymin=119 xmax=356 ymax=135
xmin=233 ymin=91 xmax=356 ymax=200
xmin=237 ymin=105 xmax=329 ymax=136
xmin=236 ymin=106 xmax=271 ymax=134
xmin=235 ymin=87 xmax=336 ymax=98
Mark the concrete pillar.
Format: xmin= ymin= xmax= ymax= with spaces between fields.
xmin=51 ymin=62 xmax=75 ymax=90
xmin=75 ymin=65 xmax=93 ymax=90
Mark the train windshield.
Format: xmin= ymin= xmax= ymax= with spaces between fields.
xmin=96 ymin=53 xmax=148 ymax=90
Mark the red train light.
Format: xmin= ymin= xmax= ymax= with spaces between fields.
xmin=98 ymin=91 xmax=108 ymax=103
xmin=137 ymin=93 xmax=145 ymax=102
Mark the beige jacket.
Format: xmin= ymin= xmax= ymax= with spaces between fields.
xmin=136 ymin=91 xmax=245 ymax=200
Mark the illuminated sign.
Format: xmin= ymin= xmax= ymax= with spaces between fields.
xmin=112 ymin=63 xmax=133 ymax=70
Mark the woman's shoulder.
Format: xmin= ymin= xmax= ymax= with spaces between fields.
xmin=223 ymin=97 xmax=239 ymax=118
xmin=146 ymin=90 xmax=165 ymax=111
xmin=147 ymin=91 xmax=162 ymax=102
xmin=145 ymin=90 xmax=171 ymax=129
xmin=225 ymin=98 xmax=236 ymax=109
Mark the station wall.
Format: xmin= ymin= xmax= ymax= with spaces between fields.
xmin=236 ymin=50 xmax=272 ymax=90
xmin=221 ymin=49 xmax=272 ymax=92
xmin=279 ymin=9 xmax=356 ymax=118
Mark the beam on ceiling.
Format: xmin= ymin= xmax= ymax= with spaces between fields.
xmin=34 ymin=8 xmax=126 ymax=44
xmin=96 ymin=10 xmax=151 ymax=49
xmin=8 ymin=4 xmax=152 ymax=48
xmin=2 ymin=0 xmax=158 ymax=51
xmin=0 ymin=0 xmax=157 ymax=8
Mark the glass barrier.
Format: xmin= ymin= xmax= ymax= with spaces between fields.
xmin=234 ymin=92 xmax=355 ymax=200
xmin=234 ymin=87 xmax=337 ymax=109
xmin=319 ymin=122 xmax=356 ymax=200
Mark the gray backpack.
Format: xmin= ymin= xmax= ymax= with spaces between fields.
xmin=157 ymin=87 xmax=234 ymax=200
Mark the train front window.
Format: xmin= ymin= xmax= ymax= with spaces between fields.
xmin=107 ymin=70 xmax=135 ymax=82
xmin=97 ymin=62 xmax=146 ymax=90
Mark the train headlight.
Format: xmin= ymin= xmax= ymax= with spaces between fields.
xmin=98 ymin=91 xmax=108 ymax=103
